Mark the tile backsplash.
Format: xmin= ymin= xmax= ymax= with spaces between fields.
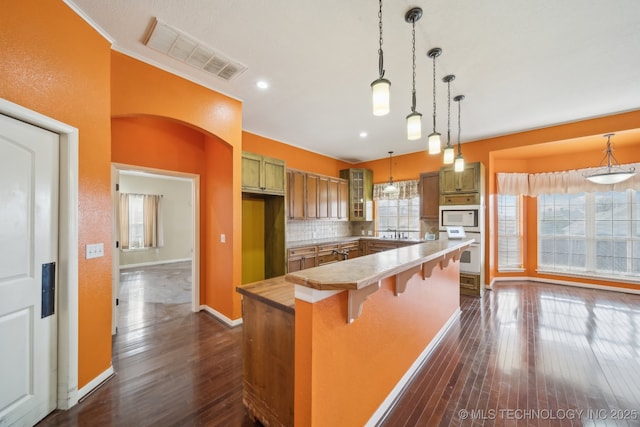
xmin=287 ymin=220 xmax=374 ymax=242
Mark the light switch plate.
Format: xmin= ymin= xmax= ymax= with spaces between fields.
xmin=86 ymin=243 xmax=104 ymax=259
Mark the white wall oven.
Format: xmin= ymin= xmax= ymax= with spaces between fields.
xmin=438 ymin=204 xmax=484 ymax=276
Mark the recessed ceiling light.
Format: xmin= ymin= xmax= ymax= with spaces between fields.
xmin=359 ymin=131 xmax=368 ymax=138
xmin=256 ymin=80 xmax=269 ymax=89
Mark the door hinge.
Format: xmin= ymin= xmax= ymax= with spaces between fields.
xmin=116 ymin=183 xmax=119 ymax=191
xmin=116 ymin=240 xmax=119 ymax=249
xmin=116 ymin=298 xmax=119 ymax=306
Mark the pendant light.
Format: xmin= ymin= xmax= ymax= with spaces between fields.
xmin=405 ymin=7 xmax=423 ymax=141
xmin=383 ymin=151 xmax=399 ymax=194
xmin=453 ymin=95 xmax=465 ymax=172
xmin=371 ymin=0 xmax=390 ymax=116
xmin=427 ymin=48 xmax=442 ymax=154
xmin=442 ymin=74 xmax=455 ymax=164
xmin=585 ymin=134 xmax=636 ymax=184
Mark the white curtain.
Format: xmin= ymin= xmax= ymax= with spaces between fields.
xmin=497 ymin=162 xmax=640 ymax=196
xmin=373 ymin=179 xmax=419 ymax=200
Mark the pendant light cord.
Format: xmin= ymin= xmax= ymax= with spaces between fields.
xmin=410 ymin=20 xmax=417 ymax=112
xmin=377 ymin=0 xmax=384 ymax=78
xmin=446 ymin=79 xmax=451 ymax=145
xmin=432 ymin=53 xmax=437 ymax=132
xmin=457 ymin=97 xmax=462 ymax=154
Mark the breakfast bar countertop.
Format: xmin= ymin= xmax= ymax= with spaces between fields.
xmin=285 ymin=238 xmax=472 ymax=291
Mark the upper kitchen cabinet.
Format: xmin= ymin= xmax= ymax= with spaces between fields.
xmin=242 ymin=151 xmax=286 ymax=196
xmin=419 ymin=171 xmax=439 ymax=219
xmin=287 ymin=169 xmax=348 ymax=220
xmin=287 ymin=170 xmax=305 ymax=219
xmin=340 ymin=168 xmax=373 ymax=221
xmin=439 ymin=162 xmax=485 ymax=205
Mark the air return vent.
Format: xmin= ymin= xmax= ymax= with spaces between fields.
xmin=144 ymin=18 xmax=247 ymax=81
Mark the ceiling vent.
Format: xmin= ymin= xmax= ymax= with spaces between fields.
xmin=144 ymin=18 xmax=247 ymax=81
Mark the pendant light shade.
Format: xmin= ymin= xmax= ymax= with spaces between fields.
xmin=442 ymin=74 xmax=455 ymax=164
xmin=371 ymin=0 xmax=390 ymax=116
xmin=585 ymin=134 xmax=636 ymax=184
xmin=405 ymin=7 xmax=423 ymax=140
xmin=372 ymin=79 xmax=391 ymax=116
xmin=383 ymin=151 xmax=399 ymax=194
xmin=427 ymin=48 xmax=442 ymax=154
xmin=453 ymin=94 xmax=465 ymax=172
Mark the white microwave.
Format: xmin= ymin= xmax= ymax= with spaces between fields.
xmin=439 ymin=205 xmax=481 ymax=232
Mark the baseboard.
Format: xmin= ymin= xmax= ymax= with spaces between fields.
xmin=77 ymin=365 xmax=114 ymax=401
xmin=200 ymin=305 xmax=243 ymax=327
xmin=490 ymin=276 xmax=640 ymax=295
xmin=367 ymin=308 xmax=462 ymax=427
xmin=119 ymin=258 xmax=191 ymax=270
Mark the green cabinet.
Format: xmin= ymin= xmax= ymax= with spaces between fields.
xmin=340 ymin=168 xmax=373 ymax=221
xmin=242 ymin=152 xmax=286 ymax=195
xmin=439 ymin=162 xmax=484 ymax=205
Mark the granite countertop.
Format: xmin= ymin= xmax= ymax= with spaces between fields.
xmin=286 ymin=236 xmax=425 ymax=249
xmin=285 ymin=239 xmax=473 ymax=291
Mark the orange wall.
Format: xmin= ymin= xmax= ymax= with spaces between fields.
xmin=295 ymin=262 xmax=460 ymax=426
xmin=243 ymin=131 xmax=351 ymax=177
xmin=1 ymin=1 xmax=113 ymax=387
xmin=111 ymin=52 xmax=244 ymax=320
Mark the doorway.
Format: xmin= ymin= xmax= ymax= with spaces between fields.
xmin=111 ymin=165 xmax=200 ymax=335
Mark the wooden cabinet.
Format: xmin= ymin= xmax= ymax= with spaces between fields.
xmin=340 ymin=168 xmax=373 ymax=221
xmin=460 ymin=272 xmax=484 ymax=297
xmin=287 ymin=246 xmax=317 ymax=273
xmin=287 ymin=170 xmax=305 ymax=219
xmin=286 ymin=169 xmax=348 ymax=220
xmin=317 ymin=243 xmax=340 ymax=266
xmin=439 ymin=162 xmax=484 ymax=205
xmin=237 ymin=278 xmax=294 ymax=427
xmin=362 ymin=239 xmax=416 ymax=255
xmin=305 ymin=174 xmax=319 ymax=218
xmin=338 ymin=180 xmax=348 ymax=219
xmin=419 ymin=171 xmax=439 ymax=219
xmin=340 ymin=241 xmax=360 ymax=259
xmin=242 ymin=152 xmax=286 ymax=195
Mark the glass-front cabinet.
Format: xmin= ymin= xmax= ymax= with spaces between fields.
xmin=340 ymin=168 xmax=373 ymax=221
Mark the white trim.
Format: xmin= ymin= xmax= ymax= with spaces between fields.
xmin=0 ymin=98 xmax=79 ymax=410
xmin=61 ymin=0 xmax=114 ymax=44
xmin=200 ymin=305 xmax=243 ymax=327
xmin=536 ymin=269 xmax=640 ymax=286
xmin=367 ymin=308 xmax=462 ymax=427
xmin=490 ymin=275 xmax=640 ymax=295
xmin=119 ymin=258 xmax=192 ymax=270
xmin=294 ymin=284 xmax=343 ymax=303
xmin=77 ymin=366 xmax=114 ymax=401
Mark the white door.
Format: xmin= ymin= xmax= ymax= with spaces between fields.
xmin=0 ymin=114 xmax=59 ymax=426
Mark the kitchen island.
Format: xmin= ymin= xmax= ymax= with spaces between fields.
xmin=237 ymin=238 xmax=472 ymax=427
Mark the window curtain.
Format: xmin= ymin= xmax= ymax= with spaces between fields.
xmin=497 ymin=162 xmax=640 ymax=196
xmin=118 ymin=193 xmax=164 ymax=249
xmin=118 ymin=193 xmax=129 ymax=249
xmin=373 ymin=179 xmax=419 ymax=200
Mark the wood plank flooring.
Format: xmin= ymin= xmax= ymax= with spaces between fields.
xmin=38 ymin=273 xmax=640 ymax=426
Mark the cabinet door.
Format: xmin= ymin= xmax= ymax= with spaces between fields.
xmin=242 ymin=152 xmax=263 ymax=192
xmin=287 ymin=170 xmax=305 ymax=219
xmin=262 ymin=156 xmax=286 ymax=195
xmin=419 ymin=172 xmax=439 ymax=219
xmin=328 ymin=179 xmax=339 ymax=219
xmin=305 ymin=174 xmax=319 ymax=219
xmin=338 ymin=180 xmax=348 ymax=219
xmin=317 ymin=177 xmax=329 ymax=218
xmin=439 ymin=162 xmax=479 ymax=194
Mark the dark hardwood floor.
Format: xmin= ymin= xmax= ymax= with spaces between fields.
xmin=38 ymin=272 xmax=640 ymax=426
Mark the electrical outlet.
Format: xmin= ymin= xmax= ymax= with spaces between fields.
xmin=220 ymin=233 xmax=226 ymax=243
xmin=86 ymin=243 xmax=104 ymax=259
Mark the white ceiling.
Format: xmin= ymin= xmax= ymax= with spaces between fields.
xmin=66 ymin=0 xmax=640 ymax=163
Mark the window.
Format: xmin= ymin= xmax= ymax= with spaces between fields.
xmin=497 ymin=194 xmax=523 ymax=270
xmin=119 ymin=193 xmax=164 ymax=250
xmin=376 ymin=196 xmax=421 ymax=240
xmin=538 ymin=190 xmax=640 ymax=280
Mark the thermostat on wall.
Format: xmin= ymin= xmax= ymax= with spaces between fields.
xmin=446 ymin=226 xmax=466 ymax=240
